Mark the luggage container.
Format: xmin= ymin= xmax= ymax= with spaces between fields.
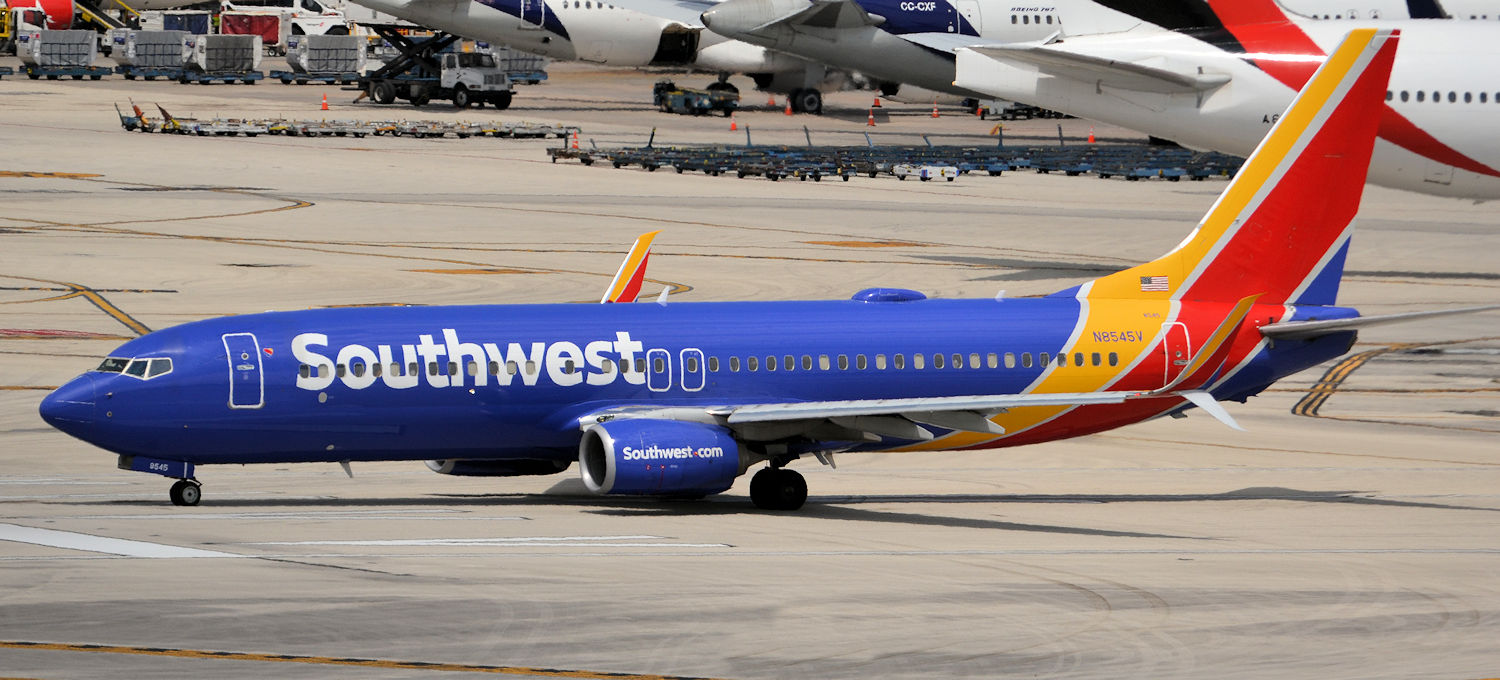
xmin=184 ymin=34 xmax=262 ymax=74
xmin=161 ymin=10 xmax=210 ymax=35
xmin=16 ymin=29 xmax=95 ymax=67
xmin=109 ymin=29 xmax=187 ymax=68
xmin=283 ymin=33 xmax=363 ymax=74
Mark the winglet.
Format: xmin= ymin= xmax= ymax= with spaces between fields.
xmin=600 ymin=231 xmax=660 ymax=304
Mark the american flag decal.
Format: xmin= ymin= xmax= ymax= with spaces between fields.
xmin=1139 ymin=275 xmax=1169 ymax=292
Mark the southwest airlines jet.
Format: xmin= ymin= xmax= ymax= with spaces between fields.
xmin=37 ymin=30 xmax=1490 ymax=510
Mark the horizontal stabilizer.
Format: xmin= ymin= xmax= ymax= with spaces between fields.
xmin=965 ymin=43 xmax=1232 ymax=94
xmin=1261 ymin=304 xmax=1500 ymax=339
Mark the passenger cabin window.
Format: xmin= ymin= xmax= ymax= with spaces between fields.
xmin=913 ymin=354 xmax=925 ymax=370
xmin=893 ymin=353 xmax=905 ymax=370
xmin=802 ymin=355 xmax=813 ymax=370
xmin=837 ymin=355 xmax=849 ymax=370
xmin=1021 ymin=352 xmax=1033 ymax=368
xmin=729 ymin=356 xmax=741 ymax=372
xmin=856 ymin=354 xmax=868 ymax=370
xmin=708 ymin=356 xmax=719 ymax=372
xmin=933 ymin=353 xmax=945 ymax=369
xmin=1004 ymin=352 xmax=1016 ymax=368
xmin=748 ymin=356 xmax=759 ymax=372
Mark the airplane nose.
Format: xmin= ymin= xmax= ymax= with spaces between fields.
xmin=39 ymin=374 xmax=98 ymax=434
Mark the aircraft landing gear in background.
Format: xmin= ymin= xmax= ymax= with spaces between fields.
xmin=788 ymin=88 xmax=823 ymax=114
xmin=750 ymin=466 xmax=807 ymax=510
xmin=706 ymin=78 xmax=739 ymax=95
xmin=169 ymin=479 xmax=202 ymax=506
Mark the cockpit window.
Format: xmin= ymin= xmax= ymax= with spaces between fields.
xmin=147 ymin=358 xmax=173 ymax=378
xmin=103 ymin=357 xmax=174 ymax=380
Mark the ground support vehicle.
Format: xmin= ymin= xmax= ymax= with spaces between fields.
xmin=483 ymin=122 xmax=576 ymax=138
xmin=0 ymin=66 xmax=13 ymax=78
xmin=282 ymin=119 xmax=374 ymax=137
xmin=652 ymin=80 xmax=739 ymax=116
xmin=354 ymin=27 xmax=514 ymax=110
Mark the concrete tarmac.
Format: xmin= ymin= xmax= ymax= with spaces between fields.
xmin=1 ymin=64 xmax=1498 ymax=679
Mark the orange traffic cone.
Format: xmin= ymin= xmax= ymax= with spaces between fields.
xmin=570 ymin=131 xmax=579 ymax=150
xmin=872 ymin=96 xmax=882 ymax=108
xmin=867 ymin=108 xmax=876 ymax=127
xmin=320 ymin=93 xmax=329 ymax=111
xmin=1087 ymin=126 xmax=1096 ymax=143
xmin=730 ymin=112 xmax=737 ymax=131
xmin=766 ymin=94 xmax=777 ymax=107
xmin=931 ymin=102 xmax=940 ymax=118
xmin=784 ymin=99 xmax=794 ymax=116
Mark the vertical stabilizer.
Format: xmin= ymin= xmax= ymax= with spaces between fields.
xmin=1083 ymin=28 xmax=1397 ymax=306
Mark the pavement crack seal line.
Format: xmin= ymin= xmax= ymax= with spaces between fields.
xmin=0 ymin=275 xmax=153 ymax=337
xmin=1292 ymin=336 xmax=1500 ymax=432
xmin=0 ymin=641 xmax=727 ymax=679
xmin=5 ymin=174 xmax=696 ymax=300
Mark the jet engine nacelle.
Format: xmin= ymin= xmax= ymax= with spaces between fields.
xmin=425 ymin=458 xmax=572 ymax=477
xmin=579 ymin=420 xmax=743 ymax=496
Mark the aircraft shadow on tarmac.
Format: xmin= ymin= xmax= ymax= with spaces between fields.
xmin=82 ymin=485 xmax=1496 ymax=537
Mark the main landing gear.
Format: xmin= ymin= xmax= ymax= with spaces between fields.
xmin=169 ymin=479 xmax=202 ymax=506
xmin=749 ymin=466 xmax=807 ymax=511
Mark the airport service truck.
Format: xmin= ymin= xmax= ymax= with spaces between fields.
xmin=364 ymin=47 xmax=515 ymax=109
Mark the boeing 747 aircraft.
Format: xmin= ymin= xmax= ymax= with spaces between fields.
xmin=38 ymin=29 xmax=1493 ymax=510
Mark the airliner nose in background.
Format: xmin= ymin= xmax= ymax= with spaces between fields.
xmin=36 ymin=29 xmax=1498 ymax=511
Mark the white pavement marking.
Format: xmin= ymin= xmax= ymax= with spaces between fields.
xmin=248 ymin=535 xmax=731 ymax=548
xmin=61 ymin=510 xmax=522 ymax=521
xmin=0 ymin=523 xmax=239 ymax=558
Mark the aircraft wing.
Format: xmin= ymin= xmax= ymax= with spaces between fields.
xmin=898 ymin=32 xmax=1015 ymax=55
xmin=1260 ymin=304 xmax=1500 ymax=340
xmin=964 ymin=43 xmax=1231 ymax=94
xmin=579 ymin=389 xmax=1204 ymax=445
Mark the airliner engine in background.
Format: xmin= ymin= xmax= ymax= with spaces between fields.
xmin=38 ymin=30 xmax=1497 ymax=510
xmin=348 ymin=0 xmax=849 ymax=112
